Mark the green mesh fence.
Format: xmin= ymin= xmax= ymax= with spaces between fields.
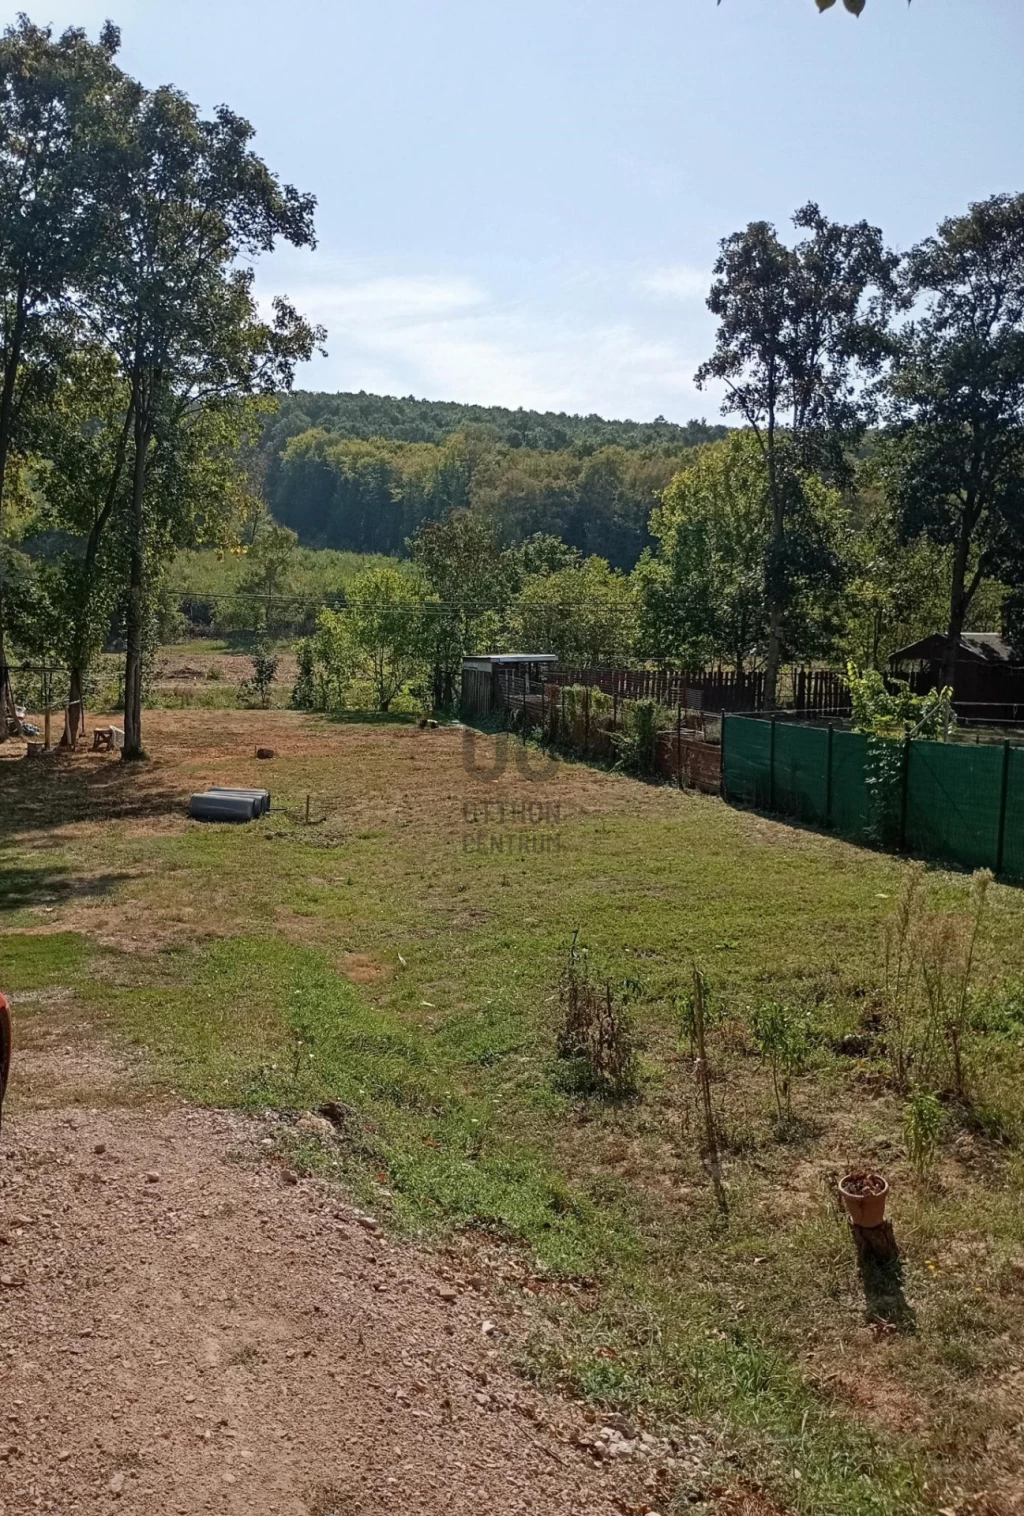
xmin=773 ymin=723 xmax=829 ymax=823
xmin=905 ymin=741 xmax=1004 ymax=870
xmin=1001 ymin=748 xmax=1024 ymax=879
xmin=723 ymin=716 xmax=1024 ymax=877
xmin=829 ymin=730 xmax=873 ymax=841
xmin=722 ymin=716 xmax=772 ymax=807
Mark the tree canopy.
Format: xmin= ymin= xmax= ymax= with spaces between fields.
xmin=0 ymin=16 xmax=321 ymax=754
xmin=696 ymin=203 xmax=898 ymax=706
xmin=720 ymin=1 xmax=909 ymax=15
xmin=883 ymin=193 xmax=1024 ymax=685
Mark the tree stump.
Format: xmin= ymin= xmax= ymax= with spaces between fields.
xmin=851 ymin=1219 xmax=899 ymax=1265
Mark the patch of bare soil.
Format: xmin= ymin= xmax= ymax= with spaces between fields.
xmin=0 ymin=1102 xmax=681 ymax=1516
xmin=816 ymin=1368 xmax=926 ymax=1435
xmin=338 ymin=953 xmax=390 ymax=985
xmin=709 ymin=1487 xmax=795 ymax=1516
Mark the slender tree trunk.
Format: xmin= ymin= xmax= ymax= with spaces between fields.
xmin=63 ymin=665 xmax=85 ymax=749
xmin=63 ymin=400 xmax=135 ymax=749
xmin=763 ymin=609 xmax=783 ymax=713
xmin=0 ymin=290 xmax=28 ymax=741
xmin=122 ymin=406 xmax=151 ymax=762
xmin=763 ymin=421 xmax=784 ymax=712
xmin=941 ymin=507 xmax=977 ymax=696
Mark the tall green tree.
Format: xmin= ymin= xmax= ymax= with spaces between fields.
xmin=635 ymin=433 xmax=768 ymax=672
xmin=882 ymin=194 xmax=1024 ymax=689
xmin=635 ymin=431 xmax=846 ymax=673
xmin=842 ymin=471 xmax=1005 ymax=672
xmin=696 ymin=203 xmax=898 ymax=707
xmin=343 ymin=564 xmax=430 ymax=711
xmin=93 ymin=82 xmax=321 ymax=759
xmin=33 ymin=347 xmax=134 ymax=743
xmin=409 ymin=509 xmax=512 ymax=708
xmin=510 ymin=557 xmax=636 ymax=667
xmin=0 ymin=17 xmax=126 ymax=734
xmin=235 ymin=521 xmax=299 ymax=635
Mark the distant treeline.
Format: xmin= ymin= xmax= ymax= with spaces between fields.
xmin=255 ymin=392 xmax=727 ymax=568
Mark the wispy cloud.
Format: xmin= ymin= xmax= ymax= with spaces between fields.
xmin=640 ymin=265 xmax=711 ymax=302
xmin=258 ymin=257 xmax=721 ymax=420
xmin=290 ymin=273 xmax=488 ymax=324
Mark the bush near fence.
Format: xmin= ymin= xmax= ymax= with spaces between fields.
xmin=496 ymin=674 xmax=722 ymax=792
xmin=723 ymin=714 xmax=1024 ymax=877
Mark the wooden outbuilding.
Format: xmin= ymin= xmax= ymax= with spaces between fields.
xmin=460 ymin=655 xmax=558 ymax=720
xmin=890 ymin=633 xmax=1024 ymax=720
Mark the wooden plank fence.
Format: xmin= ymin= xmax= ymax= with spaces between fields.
xmin=547 ymin=665 xmax=851 ymax=716
xmin=789 ymin=668 xmax=852 ymax=718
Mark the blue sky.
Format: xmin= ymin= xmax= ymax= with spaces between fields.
xmin=17 ymin=0 xmax=1024 ymax=420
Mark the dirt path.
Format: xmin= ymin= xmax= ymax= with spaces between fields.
xmin=0 ymin=1101 xmax=699 ymax=1516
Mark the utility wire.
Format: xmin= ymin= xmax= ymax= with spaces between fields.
xmin=166 ymin=588 xmax=639 ymax=615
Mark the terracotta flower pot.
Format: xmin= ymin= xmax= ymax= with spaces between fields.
xmin=839 ymin=1171 xmax=889 ymax=1229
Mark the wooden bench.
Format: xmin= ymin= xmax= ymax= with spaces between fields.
xmin=92 ymin=726 xmax=125 ymax=752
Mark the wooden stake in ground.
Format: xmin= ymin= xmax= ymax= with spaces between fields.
xmin=0 ymin=663 xmax=16 ymax=740
xmin=692 ymin=966 xmax=728 ymax=1215
xmin=851 ymin=1219 xmax=899 ymax=1265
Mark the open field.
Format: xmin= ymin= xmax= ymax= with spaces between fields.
xmin=3 ymin=711 xmax=1024 ymax=1515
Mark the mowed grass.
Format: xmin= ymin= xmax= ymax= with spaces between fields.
xmin=3 ymin=710 xmax=1024 ymax=1515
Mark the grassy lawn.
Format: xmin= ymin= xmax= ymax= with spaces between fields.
xmin=3 ymin=709 xmax=1024 ymax=1515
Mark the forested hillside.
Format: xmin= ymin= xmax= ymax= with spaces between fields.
xmin=259 ymin=390 xmax=727 ymax=453
xmin=255 ymin=392 xmax=727 ymax=567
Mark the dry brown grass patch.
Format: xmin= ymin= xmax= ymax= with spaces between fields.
xmin=338 ymin=952 xmax=390 ymax=984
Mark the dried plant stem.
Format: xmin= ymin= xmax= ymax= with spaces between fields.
xmin=693 ymin=967 xmax=727 ymax=1215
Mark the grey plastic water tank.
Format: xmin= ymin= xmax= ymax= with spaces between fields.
xmin=207 ymin=786 xmax=271 ymax=814
xmin=188 ymin=792 xmax=261 ymax=822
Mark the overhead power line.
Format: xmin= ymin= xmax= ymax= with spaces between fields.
xmin=167 ymin=588 xmax=639 ymax=615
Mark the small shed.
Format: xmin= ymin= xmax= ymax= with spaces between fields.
xmin=890 ymin=633 xmax=1024 ymax=718
xmin=460 ymin=654 xmax=558 ymax=720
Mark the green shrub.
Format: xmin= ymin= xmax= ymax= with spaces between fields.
xmin=751 ymin=1001 xmax=809 ymax=1122
xmin=903 ymin=1089 xmax=945 ymax=1183
xmin=614 ymin=698 xmax=666 ymax=777
xmin=291 ymin=638 xmax=316 ymax=709
xmin=240 ymin=639 xmax=279 ymax=709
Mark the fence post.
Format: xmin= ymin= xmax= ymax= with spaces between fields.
xmin=825 ymin=724 xmax=834 ymax=829
xmin=768 ymin=717 xmax=777 ymax=811
xmin=676 ymin=706 xmax=683 ymax=789
xmin=996 ymin=740 xmax=1011 ymax=875
xmin=584 ymin=685 xmax=591 ymax=755
xmin=899 ymin=737 xmax=911 ymax=850
xmin=720 ymin=713 xmax=728 ymax=800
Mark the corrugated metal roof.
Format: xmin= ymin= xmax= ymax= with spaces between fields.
xmin=462 ymin=654 xmax=558 ymax=667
